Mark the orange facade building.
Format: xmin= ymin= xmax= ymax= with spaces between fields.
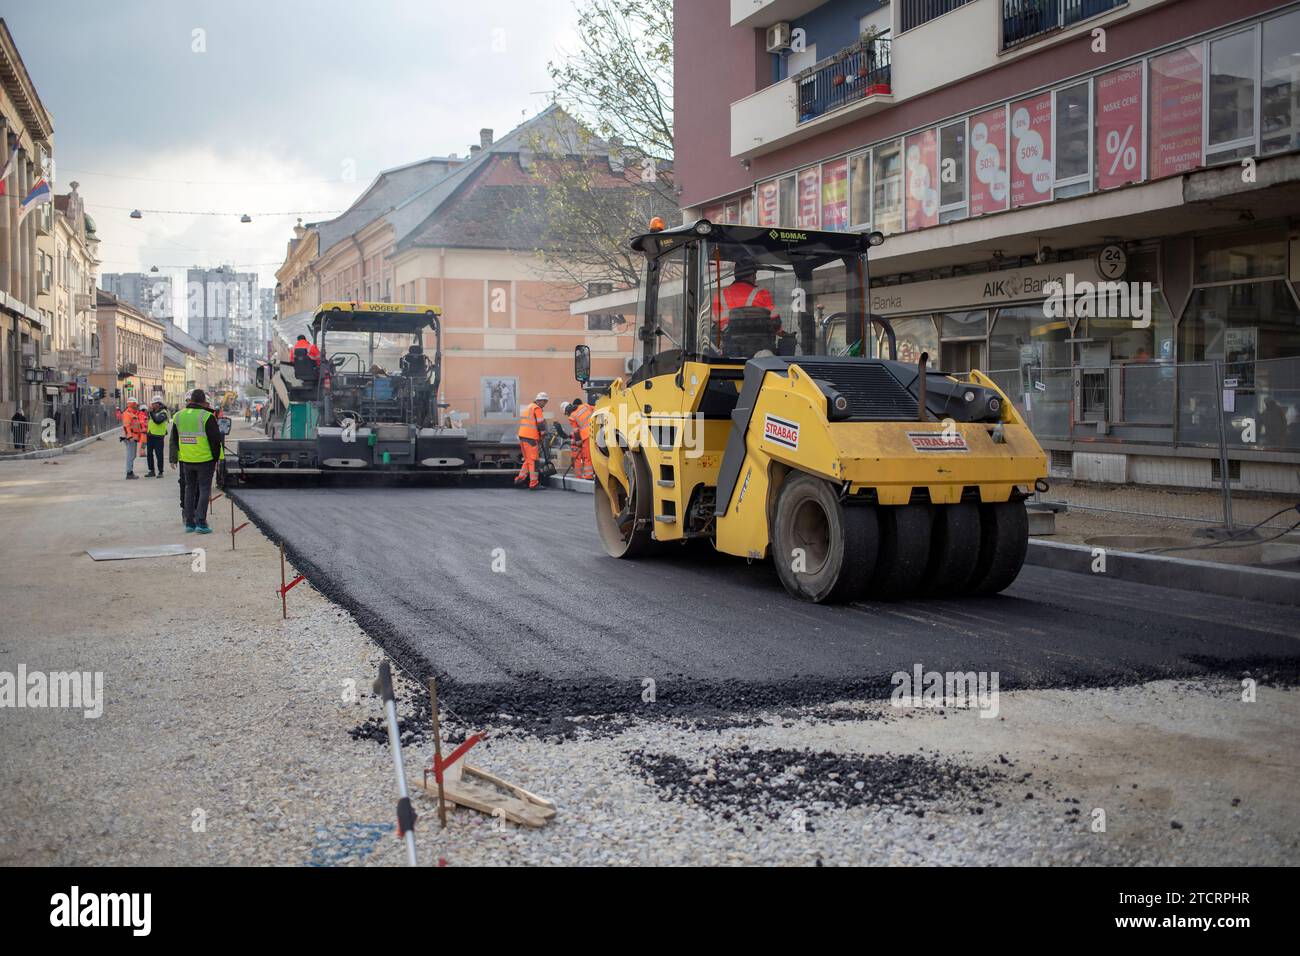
xmin=275 ymin=107 xmax=636 ymax=438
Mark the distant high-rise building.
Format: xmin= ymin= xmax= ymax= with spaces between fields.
xmin=256 ymin=287 xmax=276 ymax=354
xmin=100 ymin=272 xmax=173 ymax=322
xmin=186 ymin=265 xmax=255 ymax=345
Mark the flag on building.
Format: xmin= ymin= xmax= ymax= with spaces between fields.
xmin=17 ymin=177 xmax=51 ymax=223
xmin=0 ymin=144 xmax=18 ymax=196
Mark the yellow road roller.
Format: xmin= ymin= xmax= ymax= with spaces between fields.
xmin=573 ymin=221 xmax=1047 ymax=603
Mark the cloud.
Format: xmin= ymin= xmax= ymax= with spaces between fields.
xmin=7 ymin=0 xmax=581 ymax=309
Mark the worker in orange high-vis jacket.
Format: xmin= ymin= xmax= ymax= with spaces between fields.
xmin=121 ymin=400 xmax=148 ymax=479
xmin=514 ymin=391 xmax=549 ymax=489
xmin=565 ymin=396 xmax=594 ymax=480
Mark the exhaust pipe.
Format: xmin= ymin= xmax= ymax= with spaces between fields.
xmin=917 ymin=351 xmax=929 ymax=422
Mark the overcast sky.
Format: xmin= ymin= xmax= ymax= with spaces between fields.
xmin=5 ymin=0 xmax=580 ymax=318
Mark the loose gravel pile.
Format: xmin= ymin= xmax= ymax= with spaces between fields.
xmin=629 ymin=746 xmax=1007 ymax=826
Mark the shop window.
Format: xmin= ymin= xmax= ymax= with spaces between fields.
xmin=939 ymin=310 xmax=987 ymax=340
xmin=883 ymin=315 xmax=938 ymax=365
xmin=1207 ymin=29 xmax=1258 ymax=161
xmin=1054 ymin=81 xmax=1092 ymax=197
xmin=849 ymin=151 xmax=871 ymax=227
xmin=1261 ymin=9 xmax=1300 ymax=155
xmin=1179 ymin=281 xmax=1300 ymax=363
xmin=778 ymin=175 xmax=797 ymax=227
xmin=990 ymin=305 xmax=1073 ymax=439
xmin=821 ymin=158 xmax=850 ymax=231
xmin=1149 ymin=45 xmax=1205 ymax=179
xmin=796 ymin=167 xmax=820 ymax=229
xmin=756 ymin=180 xmax=779 ymax=227
xmin=938 ymin=121 xmax=967 ymax=222
xmin=1194 ymin=231 xmax=1287 ymax=284
xmin=872 ymin=140 xmax=903 ymax=234
xmin=1179 ymin=282 xmax=1300 ymax=448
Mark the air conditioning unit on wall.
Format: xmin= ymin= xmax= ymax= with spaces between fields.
xmin=766 ymin=22 xmax=792 ymax=53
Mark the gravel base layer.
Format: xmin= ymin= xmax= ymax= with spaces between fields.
xmin=2 ymin=433 xmax=1297 ymax=866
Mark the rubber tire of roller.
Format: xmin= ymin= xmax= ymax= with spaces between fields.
xmin=594 ymin=450 xmax=653 ymax=558
xmin=967 ymin=499 xmax=1030 ymax=596
xmin=867 ymin=504 xmax=934 ymax=600
xmin=920 ymin=502 xmax=982 ymax=596
xmin=772 ymin=473 xmax=878 ymax=603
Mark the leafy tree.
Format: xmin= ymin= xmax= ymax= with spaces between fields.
xmin=514 ymin=0 xmax=676 ymax=293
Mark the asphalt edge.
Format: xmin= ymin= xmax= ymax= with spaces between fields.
xmin=1026 ymin=538 xmax=1300 ymax=606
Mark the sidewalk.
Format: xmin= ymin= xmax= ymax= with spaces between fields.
xmin=0 ymin=424 xmax=419 ymax=866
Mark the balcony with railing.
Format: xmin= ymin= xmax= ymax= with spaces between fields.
xmin=794 ymin=35 xmax=892 ymax=125
xmin=1003 ymin=0 xmax=1127 ymax=49
xmin=901 ymin=0 xmax=977 ymax=32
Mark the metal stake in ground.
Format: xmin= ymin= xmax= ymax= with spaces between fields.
xmin=374 ymin=661 xmax=418 ymax=866
xmin=427 ymin=677 xmax=448 ymax=829
xmin=276 ymin=541 xmax=305 ymax=618
xmin=229 ymin=495 xmax=249 ymax=550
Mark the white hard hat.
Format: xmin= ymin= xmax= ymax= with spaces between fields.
xmin=535 ymin=391 xmax=549 ymax=401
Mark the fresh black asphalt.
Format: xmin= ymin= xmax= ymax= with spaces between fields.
xmin=232 ymin=483 xmax=1300 ymax=726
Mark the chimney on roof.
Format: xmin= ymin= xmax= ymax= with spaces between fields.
xmin=480 ymin=128 xmax=494 ymax=148
xmin=470 ymin=144 xmax=481 ymax=155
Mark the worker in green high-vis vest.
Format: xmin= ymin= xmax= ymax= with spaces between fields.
xmin=168 ymin=388 xmax=223 ymax=534
xmin=144 ymin=399 xmax=170 ymax=478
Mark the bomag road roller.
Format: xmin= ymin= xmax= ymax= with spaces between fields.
xmin=573 ymin=221 xmax=1048 ymax=603
xmin=228 ymin=301 xmax=517 ymax=482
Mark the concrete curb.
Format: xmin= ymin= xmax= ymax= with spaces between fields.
xmin=550 ymin=474 xmax=595 ymax=493
xmin=1026 ymin=538 xmax=1300 ymax=606
xmin=0 ymin=428 xmax=118 ymax=462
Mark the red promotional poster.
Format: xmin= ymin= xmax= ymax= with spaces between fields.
xmin=968 ymin=106 xmax=1009 ymax=216
xmin=904 ymin=129 xmax=939 ymax=230
xmin=1149 ymin=46 xmax=1204 ymax=179
xmin=1096 ymin=65 xmax=1144 ymax=189
xmin=820 ymin=157 xmax=849 ymax=230
xmin=757 ymin=180 xmax=779 ymax=227
xmin=797 ymin=166 xmax=820 ymax=228
xmin=1010 ymin=93 xmax=1053 ymax=208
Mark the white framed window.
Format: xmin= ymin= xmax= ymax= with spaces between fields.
xmin=1053 ymin=80 xmax=1093 ymax=198
xmin=938 ymin=119 xmax=969 ymax=223
xmin=1205 ymin=26 xmax=1259 ymax=164
xmin=849 ymin=149 xmax=872 ymax=230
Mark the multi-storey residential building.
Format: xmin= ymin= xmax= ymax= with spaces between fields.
xmin=100 ymin=271 xmax=172 ymax=322
xmin=275 ymin=107 xmax=639 ymax=436
xmin=49 ymin=182 xmax=100 ymax=422
xmin=256 ymin=286 xmax=275 ymax=356
xmin=92 ymin=290 xmax=165 ymax=407
xmin=676 ymin=0 xmax=1300 ymax=493
xmin=186 ymin=264 xmax=254 ymax=346
xmin=0 ymin=18 xmax=55 ymax=423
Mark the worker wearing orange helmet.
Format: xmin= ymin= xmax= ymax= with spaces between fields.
xmin=514 ymin=392 xmax=549 ymax=490
xmin=565 ymin=396 xmax=594 ymax=480
xmin=120 ymin=400 xmax=147 ymax=479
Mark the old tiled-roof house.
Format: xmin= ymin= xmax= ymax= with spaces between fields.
xmin=276 ymin=106 xmax=638 ymax=437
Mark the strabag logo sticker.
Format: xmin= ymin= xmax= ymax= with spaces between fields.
xmin=907 ymin=431 xmax=969 ymax=452
xmin=763 ymin=414 xmax=800 ymax=450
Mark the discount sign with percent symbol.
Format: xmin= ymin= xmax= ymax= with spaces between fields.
xmin=1096 ymin=66 xmax=1144 ymax=190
